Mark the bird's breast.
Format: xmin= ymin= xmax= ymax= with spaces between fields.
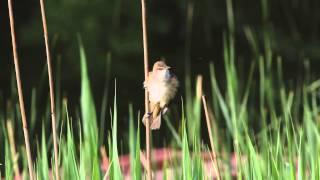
xmin=148 ymin=81 xmax=169 ymax=105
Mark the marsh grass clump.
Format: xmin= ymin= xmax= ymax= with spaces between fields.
xmin=2 ymin=37 xmax=320 ymax=179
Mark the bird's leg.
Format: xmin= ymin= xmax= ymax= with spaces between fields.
xmin=142 ymin=112 xmax=152 ymax=126
xmin=143 ymin=102 xmax=162 ymax=128
xmin=144 ymin=112 xmax=152 ymax=118
xmin=142 ymin=102 xmax=154 ymax=126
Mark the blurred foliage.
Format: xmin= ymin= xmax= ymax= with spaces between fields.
xmin=1 ymin=0 xmax=320 ymax=93
xmin=0 ymin=0 xmax=319 ymax=88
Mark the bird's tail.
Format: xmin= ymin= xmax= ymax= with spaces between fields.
xmin=142 ymin=103 xmax=167 ymax=130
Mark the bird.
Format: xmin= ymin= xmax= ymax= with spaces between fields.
xmin=143 ymin=60 xmax=179 ymax=130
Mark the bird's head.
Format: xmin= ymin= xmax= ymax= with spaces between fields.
xmin=152 ymin=60 xmax=172 ymax=81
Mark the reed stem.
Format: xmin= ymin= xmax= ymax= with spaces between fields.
xmin=6 ymin=120 xmax=20 ymax=178
xmin=7 ymin=0 xmax=34 ymax=178
xmin=141 ymin=0 xmax=152 ymax=179
xmin=39 ymin=0 xmax=60 ymax=179
xmin=202 ymin=95 xmax=221 ymax=180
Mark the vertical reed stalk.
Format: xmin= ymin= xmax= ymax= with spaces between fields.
xmin=140 ymin=0 xmax=152 ymax=179
xmin=7 ymin=0 xmax=34 ymax=179
xmin=39 ymin=0 xmax=60 ymax=179
xmin=6 ymin=120 xmax=20 ymax=178
xmin=202 ymin=95 xmax=221 ymax=180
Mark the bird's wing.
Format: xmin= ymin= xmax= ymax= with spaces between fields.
xmin=151 ymin=102 xmax=161 ymax=119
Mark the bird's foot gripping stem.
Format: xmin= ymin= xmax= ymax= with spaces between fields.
xmin=142 ymin=112 xmax=152 ymax=126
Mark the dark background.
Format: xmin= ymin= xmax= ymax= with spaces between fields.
xmin=1 ymin=0 xmax=320 ymax=145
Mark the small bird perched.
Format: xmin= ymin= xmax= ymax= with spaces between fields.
xmin=143 ymin=60 xmax=179 ymax=130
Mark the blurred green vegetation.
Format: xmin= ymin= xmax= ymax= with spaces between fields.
xmin=1 ymin=0 xmax=320 ymax=89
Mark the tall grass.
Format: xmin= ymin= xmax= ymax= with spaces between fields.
xmin=1 ymin=37 xmax=320 ymax=179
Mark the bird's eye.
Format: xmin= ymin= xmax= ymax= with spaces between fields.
xmin=157 ymin=68 xmax=164 ymax=70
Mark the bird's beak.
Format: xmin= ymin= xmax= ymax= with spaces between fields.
xmin=166 ymin=66 xmax=171 ymax=69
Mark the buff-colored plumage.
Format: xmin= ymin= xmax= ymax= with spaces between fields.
xmin=143 ymin=61 xmax=179 ymax=129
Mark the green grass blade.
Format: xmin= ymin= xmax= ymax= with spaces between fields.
xmin=78 ymin=35 xmax=100 ymax=179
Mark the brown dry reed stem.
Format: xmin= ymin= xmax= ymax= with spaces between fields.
xmin=202 ymin=95 xmax=221 ymax=180
xmin=139 ymin=151 xmax=148 ymax=170
xmin=7 ymin=0 xmax=34 ymax=179
xmin=196 ymin=75 xmax=203 ymax=99
xmin=6 ymin=120 xmax=20 ymax=178
xmin=140 ymin=0 xmax=152 ymax=179
xmin=39 ymin=0 xmax=60 ymax=179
